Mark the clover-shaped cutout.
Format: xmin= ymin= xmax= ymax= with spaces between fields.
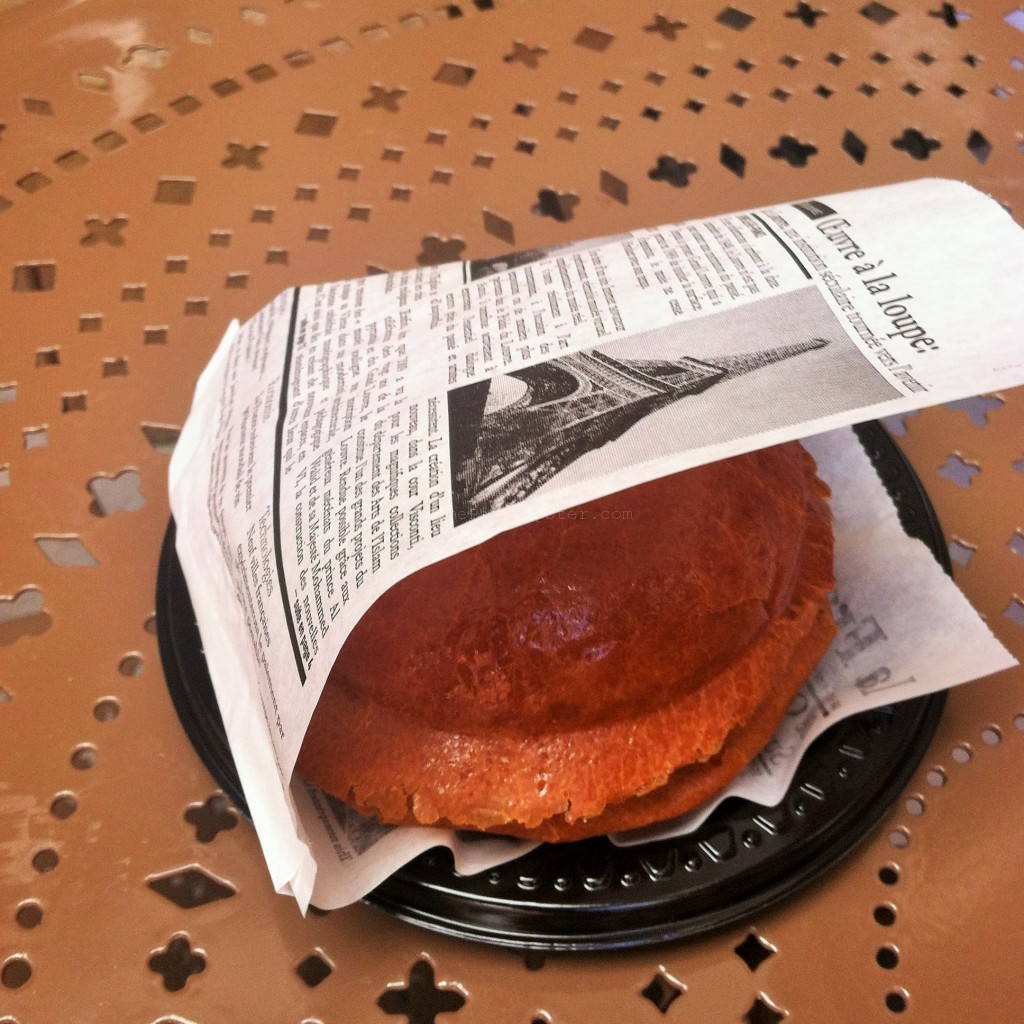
xmin=88 ymin=469 xmax=145 ymax=516
xmin=945 ymin=395 xmax=1003 ymax=427
xmin=769 ymin=135 xmax=818 ymax=167
xmin=148 ymin=935 xmax=206 ymax=991
xmin=649 ymin=155 xmax=697 ymax=187
xmin=532 ymin=188 xmax=579 ymax=222
xmin=417 ymin=235 xmax=467 ymax=266
xmin=184 ymin=793 xmax=238 ymax=842
xmin=0 ymin=587 xmax=51 ymax=645
xmin=891 ymin=128 xmax=941 ymax=160
xmin=377 ymin=959 xmax=466 ymax=1022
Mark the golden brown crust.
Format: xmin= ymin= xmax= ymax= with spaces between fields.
xmin=297 ymin=443 xmax=836 ymax=838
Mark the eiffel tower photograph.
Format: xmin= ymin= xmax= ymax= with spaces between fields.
xmin=449 ymin=285 xmax=900 ymax=523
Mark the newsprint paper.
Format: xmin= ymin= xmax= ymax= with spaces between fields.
xmin=169 ymin=178 xmax=1024 ymax=910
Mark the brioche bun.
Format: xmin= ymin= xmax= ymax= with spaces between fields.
xmin=297 ymin=442 xmax=835 ymax=841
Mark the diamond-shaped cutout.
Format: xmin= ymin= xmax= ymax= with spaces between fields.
xmin=744 ymin=993 xmax=787 ymax=1024
xmin=599 ymin=169 xmax=628 ymax=204
xmin=296 ymin=111 xmax=337 ymax=137
xmin=862 ymin=2 xmax=898 ymax=24
xmin=141 ymin=422 xmax=181 ymax=453
xmin=154 ymin=178 xmax=196 ymax=205
xmin=297 ymin=950 xmax=333 ymax=988
xmin=718 ymin=6 xmax=755 ymax=29
xmin=434 ymin=62 xmax=475 ymax=86
xmin=735 ymin=931 xmax=778 ymax=971
xmin=967 ymin=129 xmax=992 ymax=164
xmin=575 ymin=26 xmax=615 ymax=51
xmin=842 ymin=130 xmax=868 ymax=164
xmin=482 ymin=208 xmax=514 ymax=244
xmin=36 ymin=536 xmax=98 ymax=568
xmin=641 ymin=971 xmax=685 ymax=1013
xmin=147 ymin=866 xmax=236 ymax=909
xmin=720 ymin=144 xmax=746 ymax=177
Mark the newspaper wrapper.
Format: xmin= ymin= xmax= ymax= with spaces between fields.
xmin=169 ymin=178 xmax=1024 ymax=910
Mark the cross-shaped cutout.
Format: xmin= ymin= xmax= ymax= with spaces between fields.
xmin=504 ymin=41 xmax=547 ymax=68
xmin=645 ymin=14 xmax=687 ymax=40
xmin=81 ymin=217 xmax=128 ymax=247
xmin=222 ymin=142 xmax=267 ymax=169
xmin=377 ymin=959 xmax=466 ymax=1023
xmin=362 ymin=84 xmax=407 ymax=112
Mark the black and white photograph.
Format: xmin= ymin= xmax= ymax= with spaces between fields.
xmin=448 ymin=285 xmax=901 ymax=523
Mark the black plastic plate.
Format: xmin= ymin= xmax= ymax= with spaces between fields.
xmin=156 ymin=421 xmax=948 ymax=950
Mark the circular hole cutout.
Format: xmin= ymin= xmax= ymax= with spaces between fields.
xmin=15 ymin=901 xmax=42 ymax=929
xmin=1 ymin=956 xmax=31 ymax=990
xmin=876 ymin=945 xmax=899 ymax=969
xmin=32 ymin=848 xmax=58 ymax=873
xmin=50 ymin=792 xmax=77 ymax=819
xmin=904 ymin=795 xmax=925 ymax=816
xmin=874 ymin=903 xmax=897 ymax=926
xmin=879 ymin=864 xmax=900 ymax=886
xmin=889 ymin=828 xmax=910 ymax=850
xmin=70 ymin=744 xmax=96 ymax=770
xmin=118 ymin=653 xmax=144 ymax=677
xmin=1013 ymin=714 xmax=1024 ymax=732
xmin=886 ymin=989 xmax=909 ymax=1013
xmin=925 ymin=767 xmax=946 ymax=787
xmin=93 ymin=697 xmax=120 ymax=722
xmin=981 ymin=725 xmax=1002 ymax=746
xmin=951 ymin=743 xmax=972 ymax=764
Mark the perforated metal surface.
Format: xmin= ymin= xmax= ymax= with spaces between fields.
xmin=1 ymin=1 xmax=1023 ymax=1021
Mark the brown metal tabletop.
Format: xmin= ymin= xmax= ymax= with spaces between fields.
xmin=1 ymin=1 xmax=1023 ymax=1021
